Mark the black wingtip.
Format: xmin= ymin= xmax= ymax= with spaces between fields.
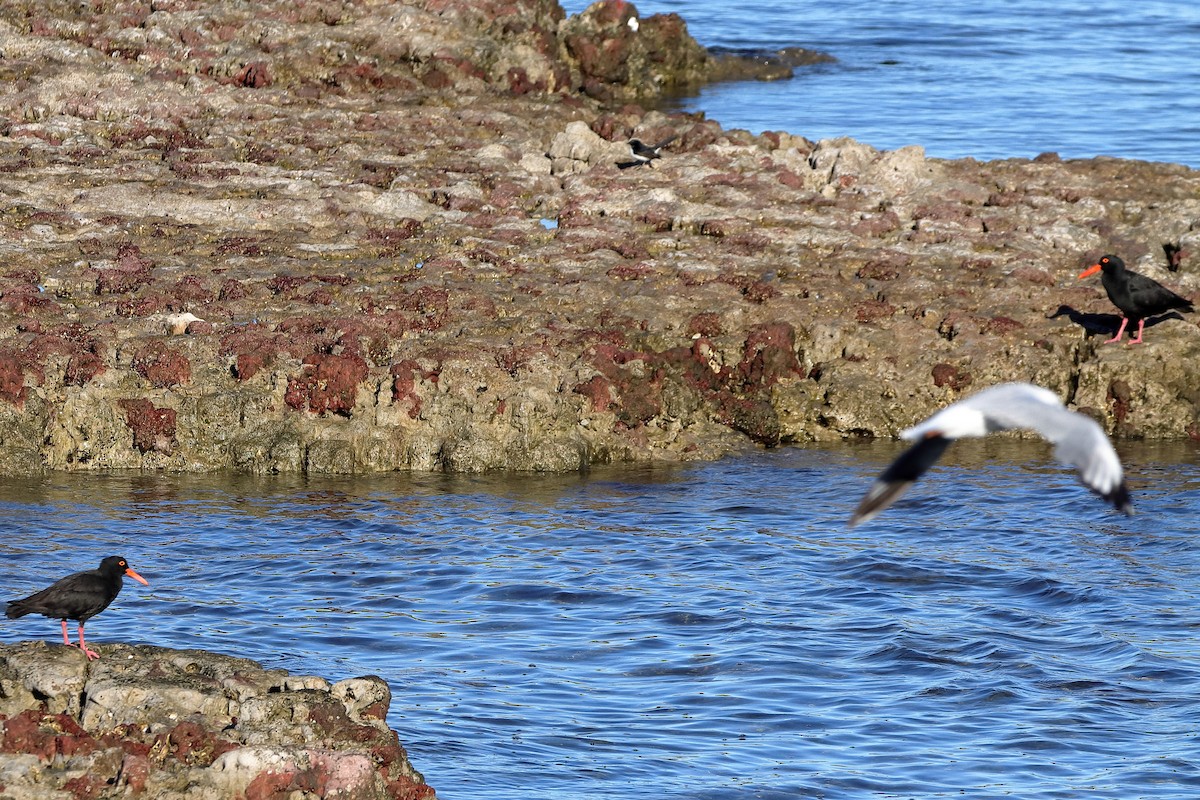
xmin=848 ymin=479 xmax=913 ymax=527
xmin=1108 ymin=480 xmax=1133 ymax=516
xmin=849 ymin=435 xmax=951 ymax=527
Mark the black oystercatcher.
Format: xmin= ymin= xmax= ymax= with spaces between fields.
xmin=5 ymin=556 xmax=149 ymax=660
xmin=617 ymin=134 xmax=678 ymax=169
xmin=1078 ymin=254 xmax=1193 ymax=344
xmin=850 ymin=382 xmax=1131 ymax=526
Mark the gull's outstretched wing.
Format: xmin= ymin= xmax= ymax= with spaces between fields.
xmin=953 ymin=384 xmax=1130 ymax=513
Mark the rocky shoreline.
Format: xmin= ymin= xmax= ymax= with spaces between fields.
xmin=0 ymin=0 xmax=1196 ymax=478
xmin=0 ymin=642 xmax=435 ymax=799
xmin=3 ymin=0 xmax=1199 ymax=795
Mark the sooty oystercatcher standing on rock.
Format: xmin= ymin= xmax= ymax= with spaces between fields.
xmin=1078 ymin=254 xmax=1193 ymax=344
xmin=6 ymin=556 xmax=149 ymax=660
xmin=849 ymin=382 xmax=1132 ymax=526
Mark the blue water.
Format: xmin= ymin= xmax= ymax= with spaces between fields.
xmin=561 ymin=0 xmax=1200 ymax=165
xmin=2 ymin=441 xmax=1199 ymax=799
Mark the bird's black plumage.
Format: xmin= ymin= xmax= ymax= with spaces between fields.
xmin=1079 ymin=254 xmax=1193 ymax=343
xmin=6 ymin=555 xmax=149 ymax=659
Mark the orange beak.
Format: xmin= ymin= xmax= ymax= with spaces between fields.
xmin=1078 ymin=263 xmax=1102 ymax=279
xmin=124 ymin=567 xmax=149 ymax=586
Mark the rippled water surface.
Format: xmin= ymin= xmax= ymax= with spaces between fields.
xmin=2 ymin=442 xmax=1199 ymax=798
xmin=561 ymin=0 xmax=1200 ymax=165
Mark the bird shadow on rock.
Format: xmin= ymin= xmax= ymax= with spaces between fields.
xmin=1049 ymin=305 xmax=1186 ymax=336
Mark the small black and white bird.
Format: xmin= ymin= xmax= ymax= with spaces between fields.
xmin=849 ymin=382 xmax=1132 ymax=526
xmin=617 ymin=134 xmax=678 ymax=169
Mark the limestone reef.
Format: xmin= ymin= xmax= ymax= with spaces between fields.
xmin=0 ymin=0 xmax=1195 ymax=479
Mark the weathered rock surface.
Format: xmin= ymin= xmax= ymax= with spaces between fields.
xmin=0 ymin=0 xmax=1197 ymax=476
xmin=0 ymin=642 xmax=435 ymax=799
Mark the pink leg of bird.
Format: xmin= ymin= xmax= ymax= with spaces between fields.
xmin=60 ymin=619 xmax=71 ymax=646
xmin=1104 ymin=317 xmax=1129 ymax=343
xmin=76 ymin=624 xmax=100 ymax=660
xmin=1127 ymin=318 xmax=1146 ymax=345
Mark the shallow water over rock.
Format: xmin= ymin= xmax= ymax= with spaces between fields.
xmin=2 ymin=442 xmax=1198 ymax=798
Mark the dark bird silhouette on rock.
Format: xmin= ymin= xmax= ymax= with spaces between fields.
xmin=1078 ymin=254 xmax=1193 ymax=344
xmin=1048 ymin=304 xmax=1124 ymax=335
xmin=6 ymin=556 xmax=149 ymax=660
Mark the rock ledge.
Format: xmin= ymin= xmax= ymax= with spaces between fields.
xmin=0 ymin=642 xmax=435 ymax=800
xmin=1 ymin=0 xmax=1199 ymax=475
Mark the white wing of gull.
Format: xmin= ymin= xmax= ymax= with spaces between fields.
xmin=849 ymin=382 xmax=1133 ymax=526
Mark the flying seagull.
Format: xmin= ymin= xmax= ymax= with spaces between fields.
xmin=849 ymin=382 xmax=1132 ymax=526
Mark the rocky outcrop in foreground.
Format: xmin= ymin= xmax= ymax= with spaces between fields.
xmin=0 ymin=642 xmax=434 ymax=799
xmin=0 ymin=0 xmax=1198 ymax=475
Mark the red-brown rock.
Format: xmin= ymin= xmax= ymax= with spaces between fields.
xmin=119 ymin=399 xmax=177 ymax=454
xmin=132 ymin=341 xmax=191 ymax=388
xmin=286 ymin=353 xmax=370 ymax=416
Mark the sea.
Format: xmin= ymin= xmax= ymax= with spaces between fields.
xmin=561 ymin=0 xmax=1200 ymax=166
xmin=2 ymin=440 xmax=1199 ymax=799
